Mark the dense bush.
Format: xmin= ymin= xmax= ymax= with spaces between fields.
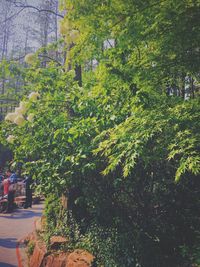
xmin=0 ymin=144 xmax=12 ymax=168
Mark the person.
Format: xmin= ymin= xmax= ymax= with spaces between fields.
xmin=1 ymin=174 xmax=10 ymax=213
xmin=0 ymin=168 xmax=4 ymax=197
xmin=3 ymin=170 xmax=16 ymax=213
xmin=2 ymin=175 xmax=9 ymax=197
xmin=0 ymin=168 xmax=4 ymax=182
xmin=23 ymin=176 xmax=32 ymax=209
xmin=9 ymin=171 xmax=18 ymax=183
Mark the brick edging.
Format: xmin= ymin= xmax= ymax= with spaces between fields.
xmin=16 ymin=238 xmax=24 ymax=267
xmin=16 ymin=218 xmax=39 ymax=267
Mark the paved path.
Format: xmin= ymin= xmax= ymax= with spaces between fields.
xmin=0 ymin=203 xmax=43 ymax=267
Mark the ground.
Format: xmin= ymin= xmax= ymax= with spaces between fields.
xmin=0 ymin=203 xmax=43 ymax=267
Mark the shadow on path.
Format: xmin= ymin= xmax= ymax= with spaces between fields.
xmin=0 ymin=238 xmax=17 ymax=249
xmin=0 ymin=263 xmax=16 ymax=267
xmin=31 ymin=206 xmax=43 ymax=210
xmin=0 ymin=208 xmax=42 ymax=219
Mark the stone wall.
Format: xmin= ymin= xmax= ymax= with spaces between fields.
xmin=23 ymin=218 xmax=94 ymax=267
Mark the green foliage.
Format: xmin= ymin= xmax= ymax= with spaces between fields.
xmin=76 ymin=225 xmax=137 ymax=267
xmin=44 ymin=194 xmax=61 ymax=236
xmin=44 ymin=195 xmax=81 ymax=251
xmin=0 ymin=144 xmax=12 ymax=168
xmin=62 ymin=0 xmax=200 ymax=92
xmin=95 ymin=97 xmax=200 ymax=181
xmin=27 ymin=241 xmax=35 ymax=256
xmin=0 ymin=1 xmax=200 ymax=266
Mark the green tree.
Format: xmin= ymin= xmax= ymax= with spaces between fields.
xmin=1 ymin=1 xmax=200 ymax=266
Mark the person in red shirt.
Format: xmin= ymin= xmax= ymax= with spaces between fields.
xmin=2 ymin=177 xmax=9 ymax=196
xmin=3 ymin=170 xmax=16 ymax=213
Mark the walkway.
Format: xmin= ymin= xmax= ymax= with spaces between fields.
xmin=0 ymin=203 xmax=43 ymax=267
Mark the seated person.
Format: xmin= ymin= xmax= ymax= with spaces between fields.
xmin=9 ymin=171 xmax=18 ymax=184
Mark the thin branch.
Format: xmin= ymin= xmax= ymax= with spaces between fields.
xmin=38 ymin=54 xmax=63 ymax=67
xmin=106 ymin=39 xmax=114 ymax=48
xmin=11 ymin=54 xmax=26 ymax=61
xmin=13 ymin=3 xmax=64 ymax=18
xmin=2 ymin=7 xmax=26 ymax=23
xmin=4 ymin=0 xmax=64 ymax=22
xmin=111 ymin=0 xmax=167 ymax=29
